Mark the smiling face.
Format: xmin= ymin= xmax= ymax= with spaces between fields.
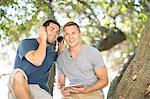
xmin=46 ymin=22 xmax=60 ymax=44
xmin=64 ymin=25 xmax=82 ymax=48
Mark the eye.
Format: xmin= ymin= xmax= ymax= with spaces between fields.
xmin=65 ymin=33 xmax=69 ymax=36
xmin=56 ymin=31 xmax=60 ymax=34
xmin=49 ymin=27 xmax=54 ymax=31
xmin=72 ymin=32 xmax=76 ymax=35
xmin=48 ymin=28 xmax=52 ymax=31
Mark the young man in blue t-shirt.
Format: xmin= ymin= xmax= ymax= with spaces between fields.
xmin=8 ymin=20 xmax=64 ymax=99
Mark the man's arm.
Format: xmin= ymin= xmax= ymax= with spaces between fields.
xmin=57 ymin=40 xmax=64 ymax=54
xmin=58 ymin=74 xmax=72 ymax=96
xmin=58 ymin=74 xmax=66 ymax=87
xmin=25 ymin=27 xmax=47 ymax=66
xmin=70 ymin=66 xmax=108 ymax=94
xmin=84 ymin=66 xmax=108 ymax=93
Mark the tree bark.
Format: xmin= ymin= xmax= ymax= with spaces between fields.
xmin=98 ymin=27 xmax=126 ymax=51
xmin=46 ymin=0 xmax=57 ymax=96
xmin=107 ymin=17 xmax=150 ymax=99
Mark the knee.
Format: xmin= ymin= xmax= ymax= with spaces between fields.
xmin=13 ymin=71 xmax=26 ymax=84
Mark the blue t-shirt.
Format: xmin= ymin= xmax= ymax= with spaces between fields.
xmin=14 ymin=38 xmax=57 ymax=92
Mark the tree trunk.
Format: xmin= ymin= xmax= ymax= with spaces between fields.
xmin=47 ymin=0 xmax=57 ymax=96
xmin=107 ymin=17 xmax=150 ymax=99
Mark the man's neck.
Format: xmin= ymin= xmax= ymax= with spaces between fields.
xmin=69 ymin=43 xmax=84 ymax=59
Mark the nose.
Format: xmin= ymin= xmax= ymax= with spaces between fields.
xmin=69 ymin=34 xmax=73 ymax=39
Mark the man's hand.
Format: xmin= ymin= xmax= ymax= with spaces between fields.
xmin=57 ymin=39 xmax=64 ymax=53
xmin=38 ymin=27 xmax=47 ymax=43
xmin=69 ymin=86 xmax=91 ymax=94
xmin=61 ymin=87 xmax=71 ymax=96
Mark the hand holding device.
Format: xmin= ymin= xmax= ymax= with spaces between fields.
xmin=57 ymin=36 xmax=63 ymax=43
xmin=64 ymin=84 xmax=84 ymax=90
xmin=57 ymin=36 xmax=64 ymax=53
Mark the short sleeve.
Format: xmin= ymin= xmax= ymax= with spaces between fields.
xmin=91 ymin=48 xmax=105 ymax=69
xmin=18 ymin=39 xmax=37 ymax=60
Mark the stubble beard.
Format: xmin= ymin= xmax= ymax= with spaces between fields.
xmin=46 ymin=38 xmax=53 ymax=44
xmin=69 ymin=41 xmax=80 ymax=48
xmin=46 ymin=39 xmax=51 ymax=44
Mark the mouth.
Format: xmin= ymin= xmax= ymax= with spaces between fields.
xmin=69 ymin=40 xmax=74 ymax=43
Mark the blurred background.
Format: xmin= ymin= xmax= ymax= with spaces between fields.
xmin=0 ymin=0 xmax=149 ymax=99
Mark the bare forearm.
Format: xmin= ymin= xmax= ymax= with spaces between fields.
xmin=25 ymin=27 xmax=48 ymax=66
xmin=25 ymin=39 xmax=47 ymax=66
xmin=85 ymin=66 xmax=108 ymax=93
xmin=58 ymin=74 xmax=65 ymax=87
xmin=70 ymin=67 xmax=108 ymax=94
xmin=33 ymin=40 xmax=46 ymax=65
xmin=86 ymin=79 xmax=108 ymax=93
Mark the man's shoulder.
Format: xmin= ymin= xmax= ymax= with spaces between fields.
xmin=84 ymin=44 xmax=98 ymax=52
xmin=21 ymin=38 xmax=36 ymax=43
xmin=57 ymin=48 xmax=68 ymax=58
xmin=18 ymin=38 xmax=38 ymax=51
xmin=20 ymin=38 xmax=37 ymax=45
xmin=59 ymin=48 xmax=68 ymax=55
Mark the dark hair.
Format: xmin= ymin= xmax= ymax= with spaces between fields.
xmin=63 ymin=22 xmax=80 ymax=32
xmin=43 ymin=20 xmax=60 ymax=28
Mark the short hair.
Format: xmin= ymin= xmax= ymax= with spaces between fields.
xmin=43 ymin=20 xmax=60 ymax=28
xmin=63 ymin=22 xmax=80 ymax=32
